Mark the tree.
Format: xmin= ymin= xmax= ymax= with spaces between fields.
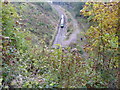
xmin=81 ymin=2 xmax=119 ymax=88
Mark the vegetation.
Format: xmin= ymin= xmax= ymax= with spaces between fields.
xmin=1 ymin=1 xmax=119 ymax=89
xmin=80 ymin=2 xmax=119 ymax=88
xmin=60 ymin=2 xmax=85 ymax=17
xmin=14 ymin=2 xmax=59 ymax=46
xmin=66 ymin=20 xmax=74 ymax=40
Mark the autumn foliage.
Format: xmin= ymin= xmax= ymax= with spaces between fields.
xmin=81 ymin=2 xmax=119 ymax=88
xmin=1 ymin=1 xmax=119 ymax=89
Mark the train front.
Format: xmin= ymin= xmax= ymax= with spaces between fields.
xmin=60 ymin=14 xmax=65 ymax=28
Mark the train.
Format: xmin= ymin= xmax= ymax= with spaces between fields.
xmin=60 ymin=14 xmax=65 ymax=28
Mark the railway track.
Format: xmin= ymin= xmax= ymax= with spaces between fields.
xmin=51 ymin=5 xmax=67 ymax=48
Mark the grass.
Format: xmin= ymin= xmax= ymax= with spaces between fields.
xmin=37 ymin=22 xmax=46 ymax=26
xmin=65 ymin=28 xmax=73 ymax=40
xmin=16 ymin=2 xmax=59 ymax=46
xmin=77 ymin=17 xmax=88 ymax=24
xmin=68 ymin=18 xmax=72 ymax=22
xmin=49 ymin=26 xmax=58 ymax=47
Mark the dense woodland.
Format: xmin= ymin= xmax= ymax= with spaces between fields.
xmin=1 ymin=1 xmax=120 ymax=88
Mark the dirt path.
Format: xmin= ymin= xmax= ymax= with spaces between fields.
xmin=62 ymin=9 xmax=81 ymax=46
xmin=51 ymin=4 xmax=89 ymax=58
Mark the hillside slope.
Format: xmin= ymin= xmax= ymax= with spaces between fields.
xmin=14 ymin=2 xmax=59 ymax=46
